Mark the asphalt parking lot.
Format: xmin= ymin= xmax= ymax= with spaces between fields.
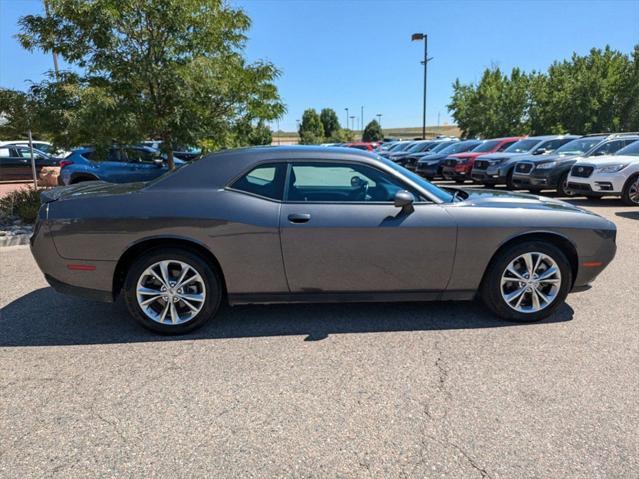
xmin=1 ymin=193 xmax=638 ymax=478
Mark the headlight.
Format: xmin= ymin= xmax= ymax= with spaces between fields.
xmin=595 ymin=164 xmax=629 ymax=173
xmin=535 ymin=161 xmax=558 ymax=170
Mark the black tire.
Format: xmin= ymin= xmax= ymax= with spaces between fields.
xmin=557 ymin=172 xmax=573 ymax=197
xmin=455 ymin=179 xmax=465 ymax=184
xmin=124 ymin=247 xmax=222 ymax=334
xmin=621 ymin=174 xmax=639 ymax=206
xmin=506 ymin=169 xmax=516 ymax=190
xmin=528 ymin=188 xmax=542 ymax=194
xmin=480 ymin=241 xmax=572 ymax=322
xmin=585 ymin=195 xmax=603 ymax=201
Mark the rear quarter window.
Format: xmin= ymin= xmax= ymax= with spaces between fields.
xmin=230 ymin=163 xmax=287 ymax=201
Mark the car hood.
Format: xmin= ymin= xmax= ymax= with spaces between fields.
xmin=449 ymin=152 xmax=481 ymax=160
xmin=478 ymin=152 xmax=527 ymax=162
xmin=575 ymin=154 xmax=639 ymax=166
xmin=516 ymin=152 xmax=580 ymax=164
xmin=417 ymin=153 xmax=449 ymax=163
xmin=40 ymin=180 xmax=148 ymax=203
xmin=455 ymin=188 xmax=599 ymax=215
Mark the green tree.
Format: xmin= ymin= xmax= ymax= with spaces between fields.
xmin=362 ymin=119 xmax=383 ymax=142
xmin=327 ymin=128 xmax=354 ymax=143
xmin=18 ymin=0 xmax=285 ymax=167
xmin=298 ymin=108 xmax=324 ymax=144
xmin=320 ymin=108 xmax=341 ymax=138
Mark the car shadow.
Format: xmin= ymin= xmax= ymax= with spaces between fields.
xmin=0 ymin=287 xmax=574 ymax=347
xmin=615 ymin=211 xmax=639 ymax=220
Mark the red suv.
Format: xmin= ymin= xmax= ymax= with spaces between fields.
xmin=441 ymin=137 xmax=521 ymax=183
xmin=344 ymin=142 xmax=378 ymax=151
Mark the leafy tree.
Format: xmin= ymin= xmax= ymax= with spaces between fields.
xmin=327 ymin=128 xmax=354 ymax=143
xmin=0 ymin=88 xmax=46 ymax=140
xmin=298 ymin=108 xmax=324 ymax=144
xmin=362 ymin=119 xmax=383 ymax=142
xmin=18 ymin=0 xmax=285 ymax=168
xmin=320 ymin=108 xmax=341 ymax=138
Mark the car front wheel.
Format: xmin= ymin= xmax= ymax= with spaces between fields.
xmin=124 ymin=248 xmax=222 ymax=334
xmin=621 ymin=174 xmax=639 ymax=206
xmin=480 ymin=241 xmax=571 ymax=322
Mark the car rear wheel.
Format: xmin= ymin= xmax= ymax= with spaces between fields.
xmin=506 ymin=170 xmax=516 ymax=190
xmin=124 ymin=248 xmax=222 ymax=334
xmin=480 ymin=241 xmax=571 ymax=322
xmin=621 ymin=174 xmax=639 ymax=206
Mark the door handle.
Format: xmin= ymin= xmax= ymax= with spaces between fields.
xmin=288 ymin=213 xmax=311 ymax=224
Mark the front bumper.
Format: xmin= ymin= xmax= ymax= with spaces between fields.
xmin=441 ymin=165 xmax=470 ymax=181
xmin=566 ymin=171 xmax=627 ymax=195
xmin=416 ymin=163 xmax=441 ymax=178
xmin=512 ymin=169 xmax=563 ymax=189
xmin=470 ymin=167 xmax=504 ymax=183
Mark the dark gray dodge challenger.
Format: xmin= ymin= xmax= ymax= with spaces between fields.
xmin=31 ymin=146 xmax=617 ymax=333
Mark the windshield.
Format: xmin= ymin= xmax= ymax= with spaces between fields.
xmin=390 ymin=142 xmax=412 ymax=152
xmin=615 ymin=141 xmax=639 ymax=157
xmin=381 ymin=156 xmax=454 ymax=202
xmin=555 ymin=137 xmax=604 ymax=155
xmin=405 ymin=141 xmax=431 ymax=153
xmin=471 ymin=139 xmax=501 ymax=153
xmin=504 ymin=139 xmax=539 ymax=153
xmin=428 ymin=141 xmax=455 ymax=153
xmin=440 ymin=141 xmax=481 ymax=155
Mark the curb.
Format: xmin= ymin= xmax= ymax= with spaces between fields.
xmin=0 ymin=234 xmax=31 ymax=247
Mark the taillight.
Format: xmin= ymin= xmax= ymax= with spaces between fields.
xmin=59 ymin=160 xmax=73 ymax=168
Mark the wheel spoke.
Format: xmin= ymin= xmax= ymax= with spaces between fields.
xmin=137 ymin=286 xmax=162 ymax=295
xmin=178 ymin=292 xmax=204 ymax=303
xmin=180 ymin=297 xmax=200 ymax=312
xmin=158 ymin=301 xmax=170 ymax=322
xmin=170 ymin=302 xmax=179 ymax=324
xmin=175 ymin=265 xmax=191 ymax=289
xmin=538 ymin=277 xmax=560 ymax=284
xmin=140 ymin=295 xmax=162 ymax=306
xmin=505 ymin=287 xmax=526 ymax=304
xmin=531 ymin=288 xmax=541 ymax=310
xmin=535 ymin=287 xmax=550 ymax=306
xmin=522 ymin=253 xmax=535 ymax=276
xmin=505 ymin=265 xmax=525 ymax=280
xmin=159 ymin=261 xmax=172 ymax=286
xmin=538 ymin=266 xmax=558 ymax=280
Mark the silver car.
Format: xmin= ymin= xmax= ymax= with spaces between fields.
xmin=31 ymin=146 xmax=617 ymax=334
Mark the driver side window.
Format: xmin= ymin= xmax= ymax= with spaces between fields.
xmin=287 ymin=162 xmax=416 ymax=203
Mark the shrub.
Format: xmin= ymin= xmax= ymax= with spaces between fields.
xmin=0 ymin=187 xmax=41 ymax=224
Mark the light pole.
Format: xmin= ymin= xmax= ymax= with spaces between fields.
xmin=411 ymin=33 xmax=433 ymax=139
xmin=376 ymin=113 xmax=382 ymax=127
xmin=344 ymin=108 xmax=349 ymax=130
xmin=360 ymin=106 xmax=364 ymax=131
xmin=350 ymin=116 xmax=355 ymax=131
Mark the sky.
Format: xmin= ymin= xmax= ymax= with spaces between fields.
xmin=1 ymin=0 xmax=638 ymax=132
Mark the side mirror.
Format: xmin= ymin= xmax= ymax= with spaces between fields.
xmin=153 ymin=158 xmax=164 ymax=166
xmin=533 ymin=148 xmax=547 ymax=155
xmin=394 ymin=190 xmax=415 ymax=213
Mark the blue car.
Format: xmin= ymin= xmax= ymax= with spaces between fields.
xmin=59 ymin=146 xmax=185 ymax=185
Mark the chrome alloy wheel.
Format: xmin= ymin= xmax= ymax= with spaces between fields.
xmin=136 ymin=260 xmax=206 ymax=325
xmin=629 ymin=177 xmax=639 ymax=204
xmin=500 ymin=252 xmax=561 ymax=313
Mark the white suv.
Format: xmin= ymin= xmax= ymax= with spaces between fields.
xmin=566 ymin=140 xmax=639 ymax=205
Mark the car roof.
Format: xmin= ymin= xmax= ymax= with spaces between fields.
xmin=151 ymin=145 xmax=389 ymax=190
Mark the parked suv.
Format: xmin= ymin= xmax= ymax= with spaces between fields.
xmin=415 ymin=140 xmax=483 ymax=179
xmin=0 ymin=145 xmax=60 ymax=182
xmin=59 ymin=146 xmax=185 ymax=185
xmin=471 ymin=135 xmax=578 ymax=188
xmin=441 ymin=137 xmax=520 ymax=183
xmin=566 ymin=140 xmax=639 ymax=205
xmin=511 ymin=134 xmax=639 ymax=195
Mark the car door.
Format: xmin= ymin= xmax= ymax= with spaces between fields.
xmin=123 ymin=147 xmax=165 ymax=181
xmin=279 ymin=161 xmax=457 ymax=293
xmin=0 ymin=147 xmax=21 ymax=181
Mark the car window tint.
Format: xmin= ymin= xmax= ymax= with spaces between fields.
xmin=16 ymin=147 xmax=44 ymax=159
xmin=539 ymin=138 xmax=571 ymax=152
xmin=231 ymin=163 xmax=286 ymax=200
xmin=288 ymin=162 xmax=416 ymax=203
xmin=497 ymin=140 xmax=517 ymax=152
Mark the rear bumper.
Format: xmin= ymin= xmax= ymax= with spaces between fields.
xmin=45 ymin=274 xmax=114 ymax=302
